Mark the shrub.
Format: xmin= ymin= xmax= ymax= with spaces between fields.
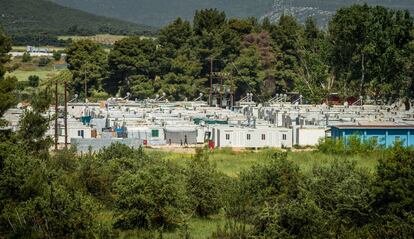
xmin=227 ymin=152 xmax=301 ymax=222
xmin=186 ymin=147 xmax=225 ymax=217
xmin=317 ymin=135 xmax=381 ymax=155
xmin=37 ymin=57 xmax=51 ymax=67
xmin=52 ymin=51 xmax=62 ymax=61
xmin=28 ymin=75 xmax=40 ymax=87
xmin=21 ymin=52 xmax=31 ymax=62
xmin=114 ymin=161 xmax=190 ymax=230
xmin=254 ymin=159 xmax=375 ymax=238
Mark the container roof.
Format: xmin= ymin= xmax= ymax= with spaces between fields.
xmin=332 ymin=122 xmax=414 ymax=129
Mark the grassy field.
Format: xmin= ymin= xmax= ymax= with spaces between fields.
xmin=5 ymin=68 xmax=62 ymax=82
xmin=148 ymin=148 xmax=379 ymax=177
xmin=58 ymin=34 xmax=156 ymax=45
xmin=12 ymin=46 xmax=66 ymax=52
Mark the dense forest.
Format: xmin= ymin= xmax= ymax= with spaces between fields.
xmin=0 ymin=0 xmax=157 ymax=46
xmin=65 ymin=5 xmax=414 ymax=104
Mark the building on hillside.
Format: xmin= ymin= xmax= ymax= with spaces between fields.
xmin=331 ymin=123 xmax=414 ymax=147
xmin=211 ymin=126 xmax=292 ymax=148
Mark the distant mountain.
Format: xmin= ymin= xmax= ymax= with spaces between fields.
xmin=263 ymin=0 xmax=414 ymax=26
xmin=0 ymin=0 xmax=157 ymax=36
xmin=49 ymin=0 xmax=414 ymax=27
xmin=49 ymin=0 xmax=275 ymax=27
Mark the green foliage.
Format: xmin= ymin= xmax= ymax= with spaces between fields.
xmin=21 ymin=52 xmax=31 ymax=63
xmin=0 ymin=76 xmax=17 ymax=124
xmin=227 ymin=152 xmax=301 ymax=222
xmin=0 ymin=28 xmax=16 ymax=126
xmin=186 ymin=148 xmax=226 ymax=217
xmin=66 ymin=39 xmax=108 ymax=97
xmin=97 ymin=143 xmax=138 ymax=161
xmin=28 ymin=75 xmax=40 ymax=87
xmin=114 ymin=160 xmax=189 ymax=230
xmin=209 ymin=220 xmax=252 ymax=239
xmin=0 ymin=28 xmax=12 ymax=78
xmin=329 ymin=5 xmax=414 ymax=100
xmin=52 ymin=51 xmax=62 ymax=61
xmin=317 ymin=135 xmax=382 ymax=155
xmin=107 ymin=37 xmax=158 ymax=96
xmin=0 ymin=149 xmax=105 ymax=238
xmin=37 ymin=57 xmax=51 ymax=67
xmin=194 ymin=9 xmax=227 ymax=34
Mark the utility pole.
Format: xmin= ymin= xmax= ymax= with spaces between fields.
xmin=64 ymin=81 xmax=68 ymax=149
xmin=54 ymin=80 xmax=58 ymax=150
xmin=209 ymin=58 xmax=213 ymax=106
xmin=84 ymin=71 xmax=88 ymax=103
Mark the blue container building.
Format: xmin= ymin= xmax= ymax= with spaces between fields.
xmin=331 ymin=124 xmax=414 ymax=147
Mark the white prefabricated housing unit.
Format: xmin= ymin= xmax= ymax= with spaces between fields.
xmin=292 ymin=126 xmax=326 ymax=146
xmin=58 ymin=124 xmax=92 ymax=144
xmin=127 ymin=126 xmax=166 ymax=145
xmin=212 ymin=126 xmax=292 ymax=148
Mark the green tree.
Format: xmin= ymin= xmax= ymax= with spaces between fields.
xmin=295 ymin=18 xmax=332 ymax=103
xmin=371 ymin=144 xmax=414 ymax=237
xmin=329 ymin=5 xmax=414 ymax=101
xmin=226 ymin=46 xmax=263 ymax=99
xmin=194 ymin=9 xmax=226 ymax=35
xmin=271 ymin=15 xmax=303 ymax=93
xmin=0 ymin=27 xmax=12 ymax=79
xmin=158 ymin=18 xmax=192 ymax=57
xmin=107 ymin=37 xmax=158 ymax=97
xmin=66 ymin=40 xmax=108 ymax=98
xmin=0 ymin=28 xmax=16 ymax=127
xmin=160 ymin=47 xmax=205 ymax=100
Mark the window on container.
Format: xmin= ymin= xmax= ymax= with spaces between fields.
xmin=226 ymin=134 xmax=230 ymax=140
xmin=261 ymin=134 xmax=266 ymax=140
xmin=282 ymin=134 xmax=287 ymax=140
xmin=151 ymin=129 xmax=159 ymax=137
xmin=247 ymin=134 xmax=251 ymax=140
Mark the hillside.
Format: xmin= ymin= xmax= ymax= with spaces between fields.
xmin=0 ymin=0 xmax=157 ymax=36
xmin=49 ymin=0 xmax=275 ymax=27
xmin=50 ymin=0 xmax=414 ymax=27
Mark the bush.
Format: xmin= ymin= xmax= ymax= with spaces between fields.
xmin=253 ymin=159 xmax=375 ymax=238
xmin=21 ymin=52 xmax=31 ymax=62
xmin=227 ymin=152 xmax=301 ymax=222
xmin=0 ymin=153 xmax=106 ymax=238
xmin=186 ymin=147 xmax=225 ymax=217
xmin=37 ymin=57 xmax=51 ymax=67
xmin=114 ymin=161 xmax=190 ymax=230
xmin=317 ymin=135 xmax=381 ymax=155
xmin=52 ymin=51 xmax=62 ymax=61
xmin=28 ymin=75 xmax=40 ymax=87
